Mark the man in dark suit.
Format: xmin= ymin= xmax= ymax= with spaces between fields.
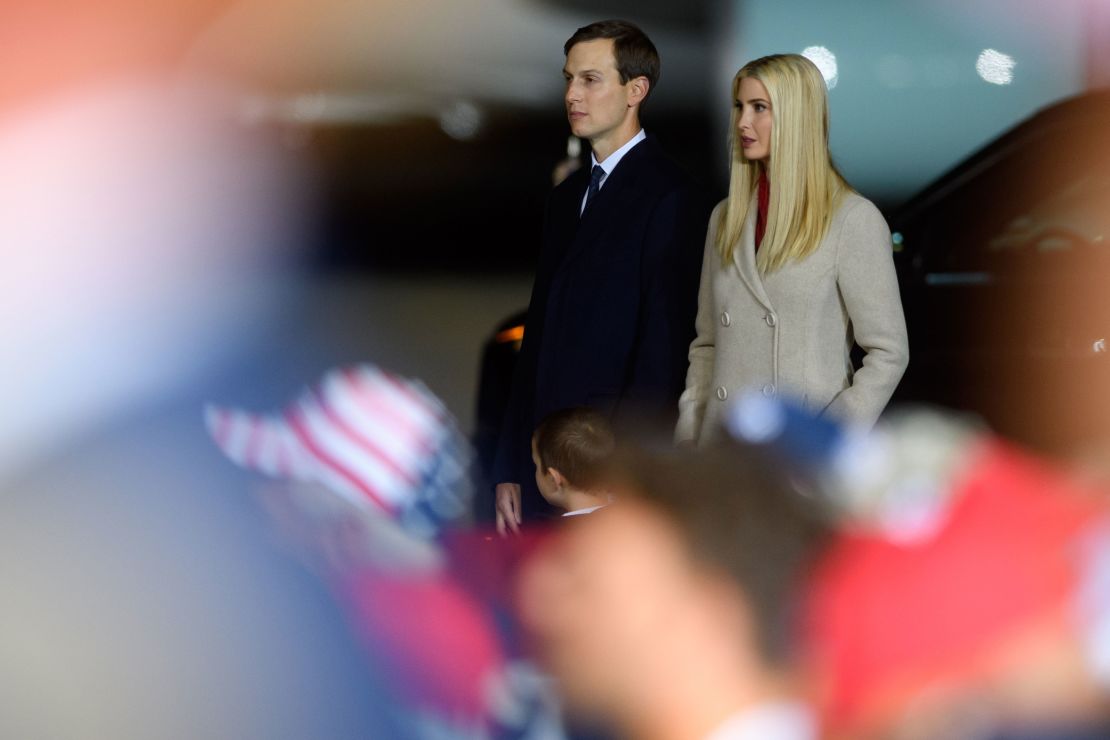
xmin=493 ymin=20 xmax=710 ymax=532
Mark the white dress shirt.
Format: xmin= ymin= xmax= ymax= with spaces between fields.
xmin=579 ymin=129 xmax=647 ymax=215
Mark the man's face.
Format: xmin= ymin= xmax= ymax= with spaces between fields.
xmin=517 ymin=501 xmax=699 ymax=714
xmin=563 ymin=39 xmax=635 ymax=144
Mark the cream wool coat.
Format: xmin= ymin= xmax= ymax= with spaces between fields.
xmin=676 ymin=192 xmax=909 ymax=444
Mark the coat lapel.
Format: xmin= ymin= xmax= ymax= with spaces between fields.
xmin=550 ymin=168 xmax=588 ymax=251
xmin=733 ymin=192 xmax=774 ymax=311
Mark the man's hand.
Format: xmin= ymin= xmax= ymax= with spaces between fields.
xmin=495 ymin=482 xmax=523 ymax=537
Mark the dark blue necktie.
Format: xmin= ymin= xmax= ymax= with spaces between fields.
xmin=583 ymin=164 xmax=605 ymax=213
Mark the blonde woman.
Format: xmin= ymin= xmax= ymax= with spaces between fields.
xmin=676 ymin=54 xmax=908 ymax=445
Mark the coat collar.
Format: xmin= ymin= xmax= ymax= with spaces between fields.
xmin=732 ymin=191 xmax=774 ymax=311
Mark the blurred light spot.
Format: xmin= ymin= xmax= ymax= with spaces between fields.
xmin=726 ymin=393 xmax=786 ymax=443
xmin=892 ymin=231 xmax=904 ymax=245
xmin=292 ymin=92 xmax=327 ymax=123
xmin=976 ymin=49 xmax=1015 ymax=85
xmin=876 ymin=54 xmax=914 ymax=90
xmin=439 ymin=101 xmax=482 ymax=141
xmin=802 ymin=46 xmax=838 ymax=89
xmin=566 ymin=136 xmax=582 ymax=159
xmin=237 ymin=92 xmax=434 ymax=126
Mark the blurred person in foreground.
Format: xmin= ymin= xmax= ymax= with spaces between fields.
xmin=517 ymin=438 xmax=829 ymax=740
xmin=676 ymin=54 xmax=908 ymax=447
xmin=0 ymin=4 xmax=404 ymax=737
xmin=532 ymin=407 xmax=617 ymax=518
xmin=494 ymin=19 xmax=711 ymax=533
xmin=798 ymin=408 xmax=1110 ymax=740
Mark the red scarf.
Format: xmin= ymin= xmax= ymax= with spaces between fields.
xmin=755 ymin=170 xmax=770 ymax=251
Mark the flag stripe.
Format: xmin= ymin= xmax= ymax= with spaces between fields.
xmin=344 ymin=367 xmax=437 ymax=457
xmin=285 ymin=407 xmax=392 ymax=511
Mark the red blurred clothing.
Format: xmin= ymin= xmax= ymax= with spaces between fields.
xmin=340 ymin=525 xmax=557 ymax=720
xmin=343 ymin=568 xmax=503 ymax=718
xmin=803 ymin=439 xmax=1110 ymax=736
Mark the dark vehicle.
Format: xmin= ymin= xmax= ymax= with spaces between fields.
xmin=890 ymin=91 xmax=1110 ymax=456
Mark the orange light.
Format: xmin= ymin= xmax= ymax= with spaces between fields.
xmin=495 ymin=325 xmax=525 ymax=344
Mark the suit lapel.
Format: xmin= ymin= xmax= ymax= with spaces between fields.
xmin=544 ymin=167 xmax=590 ymax=265
xmin=733 ymin=192 xmax=774 ymax=310
xmin=562 ymin=138 xmax=653 ymax=268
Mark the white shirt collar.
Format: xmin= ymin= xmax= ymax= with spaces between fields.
xmin=580 ymin=130 xmax=646 ymax=214
xmin=702 ymin=703 xmax=816 ymax=740
xmin=561 ymin=505 xmax=606 ymax=518
xmin=591 ymin=128 xmax=647 ymax=178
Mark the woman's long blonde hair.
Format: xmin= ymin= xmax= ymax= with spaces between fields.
xmin=717 ymin=53 xmax=851 ymax=272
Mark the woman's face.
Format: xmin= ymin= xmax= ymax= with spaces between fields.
xmin=736 ymin=76 xmax=773 ymax=162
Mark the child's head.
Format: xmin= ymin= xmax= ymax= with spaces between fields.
xmin=531 ymin=407 xmax=616 ymax=511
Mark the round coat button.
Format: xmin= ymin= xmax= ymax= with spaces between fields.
xmin=716 ymin=386 xmax=728 ymax=401
xmin=721 ymin=312 xmax=731 ymax=327
xmin=762 ymin=384 xmax=776 ymax=397
xmin=765 ymin=313 xmax=777 ymax=327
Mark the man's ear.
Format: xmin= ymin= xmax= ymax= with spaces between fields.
xmin=627 ymin=76 xmax=650 ymax=108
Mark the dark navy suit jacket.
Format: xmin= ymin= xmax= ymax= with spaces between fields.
xmin=493 ymin=135 xmax=711 ymax=518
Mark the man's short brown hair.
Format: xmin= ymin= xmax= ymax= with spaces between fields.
xmin=534 ymin=407 xmax=616 ymax=491
xmin=564 ymin=20 xmax=660 ymax=100
xmin=609 ymin=439 xmax=830 ymax=664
